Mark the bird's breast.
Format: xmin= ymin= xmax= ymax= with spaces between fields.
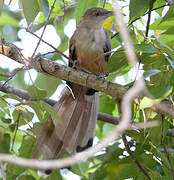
xmin=75 ymin=28 xmax=107 ymax=75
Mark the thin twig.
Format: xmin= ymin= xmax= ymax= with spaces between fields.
xmin=160 ymin=114 xmax=164 ymax=145
xmin=160 ymin=115 xmax=174 ymax=178
xmin=103 ymin=0 xmax=107 ymax=8
xmin=111 ymin=3 xmax=169 ymax=39
xmin=31 ymin=0 xmax=57 ymax=59
xmin=0 ymin=66 xmax=29 ymax=89
xmin=145 ymin=0 xmax=155 ymax=42
xmin=25 ymin=28 xmax=70 ymax=61
xmin=0 ymin=119 xmax=158 ymax=170
xmin=142 ymin=108 xmax=147 ymax=135
xmin=0 ymin=73 xmax=11 ymax=78
xmin=0 ymin=0 xmax=148 ymax=170
xmin=122 ymin=134 xmax=151 ymax=179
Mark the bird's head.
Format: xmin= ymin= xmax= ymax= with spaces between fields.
xmin=81 ymin=7 xmax=113 ymax=29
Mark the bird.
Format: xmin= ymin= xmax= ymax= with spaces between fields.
xmin=32 ymin=7 xmax=112 ymax=166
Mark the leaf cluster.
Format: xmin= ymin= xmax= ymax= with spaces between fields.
xmin=0 ymin=0 xmax=174 ymax=179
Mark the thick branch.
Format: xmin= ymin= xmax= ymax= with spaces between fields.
xmin=0 ymin=1 xmax=167 ymax=171
xmin=1 ymin=40 xmax=174 ymax=119
xmin=0 ymin=82 xmax=165 ymax=133
xmin=0 ymin=38 xmax=127 ymax=99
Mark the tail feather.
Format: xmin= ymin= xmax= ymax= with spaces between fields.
xmin=32 ymin=85 xmax=99 ymax=160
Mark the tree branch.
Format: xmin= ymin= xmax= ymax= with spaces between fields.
xmin=0 ymin=0 xmax=172 ymax=171
xmin=111 ymin=3 xmax=169 ymax=39
xmin=0 ymin=82 xmax=162 ymax=132
xmin=1 ymin=39 xmax=174 ymax=118
xmin=145 ymin=0 xmax=155 ymax=42
xmin=122 ymin=134 xmax=151 ymax=179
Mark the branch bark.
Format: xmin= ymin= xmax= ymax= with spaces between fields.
xmin=0 ymin=0 xmax=173 ymax=171
xmin=1 ymin=39 xmax=174 ymax=119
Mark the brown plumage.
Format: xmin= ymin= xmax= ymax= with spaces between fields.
xmin=32 ymin=7 xmax=112 ymax=163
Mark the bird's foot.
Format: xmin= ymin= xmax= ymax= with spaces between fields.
xmin=97 ymin=73 xmax=106 ymax=82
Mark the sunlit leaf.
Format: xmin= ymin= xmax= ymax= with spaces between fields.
xmin=106 ymin=48 xmax=128 ymax=73
xmin=19 ymin=136 xmax=35 ymax=158
xmin=140 ymin=97 xmax=160 ymax=109
xmin=143 ymin=69 xmax=161 ymax=79
xmin=140 ymin=86 xmax=172 ymax=109
xmin=160 ymin=4 xmax=174 ymax=23
xmin=152 ymin=38 xmax=174 ymax=60
xmin=0 ymin=12 xmax=19 ymax=26
xmin=103 ymin=17 xmax=113 ymax=30
xmin=27 ymin=85 xmax=47 ymax=99
xmin=21 ymin=0 xmax=40 ymax=24
xmin=129 ymin=0 xmax=149 ymax=20
xmin=75 ymin=0 xmax=98 ymax=23
xmin=150 ymin=17 xmax=174 ymax=30
xmin=39 ymin=100 xmax=61 ymax=122
xmin=134 ymin=43 xmax=158 ymax=54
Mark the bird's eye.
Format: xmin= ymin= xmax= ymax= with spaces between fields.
xmin=93 ymin=12 xmax=100 ymax=16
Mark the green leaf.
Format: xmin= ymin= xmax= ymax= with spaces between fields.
xmin=150 ymin=17 xmax=174 ymax=30
xmin=160 ymin=4 xmax=174 ymax=23
xmin=149 ymin=86 xmax=173 ymax=99
xmin=166 ymin=56 xmax=174 ymax=68
xmin=27 ymin=85 xmax=47 ymax=99
xmin=134 ymin=44 xmax=158 ymax=54
xmin=18 ymin=175 xmax=35 ymax=180
xmin=37 ymin=0 xmax=43 ymax=10
xmin=106 ymin=48 xmax=128 ymax=73
xmin=75 ymin=0 xmax=98 ymax=23
xmin=97 ymin=95 xmax=116 ymax=139
xmin=19 ymin=107 xmax=34 ymax=125
xmin=71 ymin=162 xmax=89 ymax=176
xmin=1 ymin=117 xmax=11 ymax=124
xmin=43 ymin=170 xmax=63 ymax=180
xmin=7 ymin=164 xmax=25 ymax=177
xmin=43 ymin=0 xmax=49 ymax=17
xmin=39 ymin=100 xmax=61 ymax=122
xmin=12 ymin=108 xmax=34 ymax=126
xmin=140 ymin=97 xmax=160 ymax=109
xmin=162 ymin=26 xmax=174 ymax=34
xmin=3 ymin=93 xmax=22 ymax=103
xmin=99 ymin=95 xmax=115 ymax=115
xmin=154 ymin=0 xmax=166 ymax=16
xmin=129 ymin=0 xmax=149 ymax=20
xmin=34 ymin=73 xmax=61 ymax=97
xmin=152 ymin=38 xmax=174 ymax=60
xmin=21 ymin=0 xmax=40 ymax=24
xmin=140 ymin=86 xmax=172 ymax=109
xmin=19 ymin=136 xmax=35 ymax=158
xmin=29 ymin=101 xmax=48 ymax=123
xmin=9 ymin=123 xmax=16 ymax=132
xmin=143 ymin=69 xmax=161 ymax=79
xmin=0 ymin=132 xmax=10 ymax=153
xmin=0 ymin=98 xmax=7 ymax=108
xmin=0 ymin=0 xmax=4 ymax=15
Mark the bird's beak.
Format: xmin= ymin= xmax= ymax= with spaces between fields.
xmin=104 ymin=11 xmax=113 ymax=18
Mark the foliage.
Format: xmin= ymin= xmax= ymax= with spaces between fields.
xmin=0 ymin=0 xmax=174 ymax=179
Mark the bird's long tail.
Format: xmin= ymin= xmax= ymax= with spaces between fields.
xmin=32 ymin=84 xmax=99 ymax=160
